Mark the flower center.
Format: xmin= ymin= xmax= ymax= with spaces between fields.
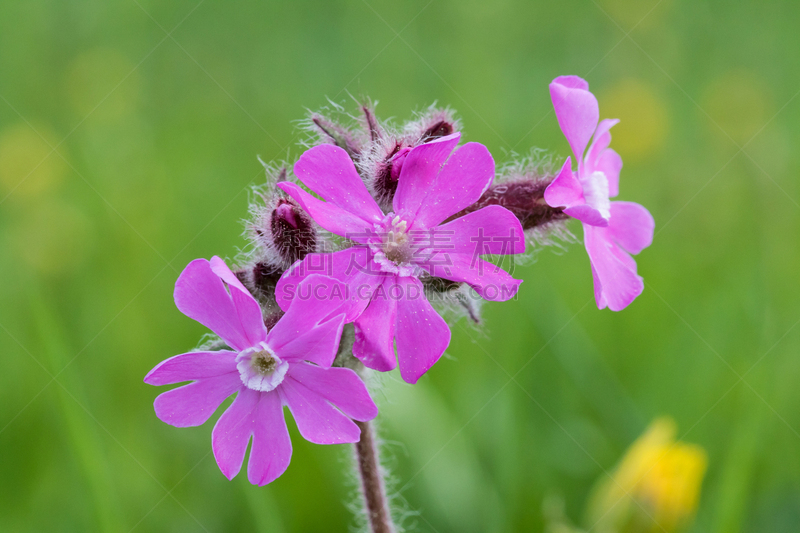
xmin=252 ymin=351 xmax=277 ymax=373
xmin=369 ymin=214 xmax=419 ymax=276
xmin=582 ymin=171 xmax=611 ymax=221
xmin=236 ymin=343 xmax=289 ymax=392
xmin=382 ymin=216 xmax=412 ymax=264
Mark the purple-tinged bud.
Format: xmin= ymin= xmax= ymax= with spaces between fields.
xmin=405 ymin=106 xmax=460 ymax=144
xmin=310 ymin=113 xmax=362 ymax=159
xmin=234 ymin=260 xmax=285 ymax=311
xmin=372 ymin=143 xmax=412 ymax=207
xmin=264 ymin=310 xmax=285 ymax=332
xmin=452 ymin=179 xmax=567 ymax=231
xmin=274 ymin=202 xmax=298 ymax=230
xmin=268 ymin=197 xmax=317 ymax=265
xmin=361 ymin=105 xmax=382 ymax=144
xmin=251 ymin=261 xmax=283 ymax=300
xmin=420 ymin=119 xmax=454 ymax=142
xmin=389 ymin=147 xmax=411 ymax=181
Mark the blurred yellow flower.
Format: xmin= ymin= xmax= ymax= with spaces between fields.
xmin=0 ymin=123 xmax=66 ymax=199
xmin=586 ymin=418 xmax=707 ymax=533
xmin=600 ymin=79 xmax=669 ymax=162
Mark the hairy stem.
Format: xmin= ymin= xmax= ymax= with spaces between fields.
xmin=354 ymin=419 xmax=394 ymax=533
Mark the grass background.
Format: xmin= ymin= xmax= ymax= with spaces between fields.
xmin=1 ymin=0 xmax=799 ymax=531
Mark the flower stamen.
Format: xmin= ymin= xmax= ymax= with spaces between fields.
xmin=236 ymin=343 xmax=289 ymax=392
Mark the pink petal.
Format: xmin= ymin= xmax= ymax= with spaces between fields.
xmin=587 ymin=118 xmax=619 ymax=162
xmin=421 ymin=253 xmax=522 ymax=302
xmin=247 ymin=391 xmax=293 ymax=486
xmin=563 ymin=204 xmax=611 ymax=227
xmin=267 ymin=274 xmax=354 ymax=366
xmin=293 ymin=144 xmax=383 ymax=222
xmin=288 ymin=363 xmax=378 ymax=421
xmin=153 ymin=373 xmax=242 ymax=428
xmin=591 ymin=264 xmax=606 ymax=310
xmin=392 ymin=132 xmax=461 ymax=216
xmin=550 ymin=77 xmax=599 ymax=165
xmin=277 ymin=182 xmax=374 ymax=240
xmin=275 ymin=247 xmax=384 ymax=320
xmin=353 ymin=276 xmax=398 ymax=372
xmin=585 ymin=119 xmax=621 ymax=197
xmin=270 ymin=315 xmax=345 ymax=367
xmin=412 ymin=142 xmax=496 ymax=229
xmin=209 ymin=256 xmax=250 ymax=295
xmin=608 ymin=202 xmax=654 ymax=255
xmin=584 ymin=224 xmax=644 ymax=312
xmin=430 ymin=205 xmax=525 ymax=256
xmin=596 ymin=148 xmax=622 ymax=198
xmin=209 ymin=256 xmax=267 ymax=348
xmin=144 ymin=350 xmax=238 ymax=386
xmin=213 ymin=388 xmax=285 ymax=482
xmin=544 ymin=158 xmax=584 ymax=210
xmin=174 ymin=259 xmax=266 ymax=351
xmin=553 ymin=75 xmax=589 ymax=91
xmin=281 ymin=378 xmax=361 ymax=444
xmin=394 ymin=276 xmax=451 ymax=384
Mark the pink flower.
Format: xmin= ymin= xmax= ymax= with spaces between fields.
xmin=144 ymin=257 xmax=377 ymax=486
xmin=275 ymin=133 xmax=525 ymax=383
xmin=544 ymin=76 xmax=655 ymax=311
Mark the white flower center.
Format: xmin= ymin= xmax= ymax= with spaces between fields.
xmin=382 ymin=216 xmax=412 ymax=264
xmin=236 ymin=343 xmax=288 ymax=392
xmin=369 ymin=214 xmax=419 ymax=276
xmin=582 ymin=171 xmax=611 ymax=221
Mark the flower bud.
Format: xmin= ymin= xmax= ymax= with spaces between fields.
xmin=458 ymin=179 xmax=568 ymax=231
xmin=310 ymin=113 xmax=362 ymax=159
xmin=361 ymin=105 xmax=382 ymax=144
xmin=420 ymin=119 xmax=455 ymax=142
xmin=264 ymin=309 xmax=285 ymax=331
xmin=252 ymin=196 xmax=317 ymax=268
xmin=247 ymin=260 xmax=283 ymax=302
xmin=372 ymin=144 xmax=411 ymax=207
xmin=404 ymin=106 xmax=459 ymax=144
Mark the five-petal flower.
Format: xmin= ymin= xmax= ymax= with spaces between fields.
xmin=275 ymin=133 xmax=525 ymax=383
xmin=144 ymin=257 xmax=377 ymax=486
xmin=544 ymin=75 xmax=655 ymax=311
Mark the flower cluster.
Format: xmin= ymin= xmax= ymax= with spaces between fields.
xmin=145 ymin=76 xmax=654 ymax=486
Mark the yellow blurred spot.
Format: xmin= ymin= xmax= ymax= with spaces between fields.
xmin=0 ymin=123 xmax=66 ymax=198
xmin=702 ymin=69 xmax=771 ymax=145
xmin=586 ymin=417 xmax=707 ymax=533
xmin=12 ymin=200 xmax=95 ymax=276
xmin=65 ymin=48 xmax=140 ymax=121
xmin=601 ymin=79 xmax=669 ymax=161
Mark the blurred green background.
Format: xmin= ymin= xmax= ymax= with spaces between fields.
xmin=1 ymin=0 xmax=799 ymax=531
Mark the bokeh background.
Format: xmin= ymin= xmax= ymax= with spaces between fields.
xmin=1 ymin=0 xmax=799 ymax=531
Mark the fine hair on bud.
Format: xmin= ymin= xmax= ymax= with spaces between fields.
xmin=299 ymin=99 xmax=462 ymax=211
xmin=451 ymin=150 xmax=574 ymax=254
xmin=247 ymin=163 xmax=318 ymax=268
xmin=356 ymin=103 xmax=461 ymax=211
xmin=239 ymin=162 xmax=320 ymax=308
xmin=401 ymin=103 xmax=460 ymax=144
xmin=299 ymin=98 xmax=370 ymax=159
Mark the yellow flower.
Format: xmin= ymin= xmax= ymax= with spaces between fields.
xmin=586 ymin=418 xmax=707 ymax=533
